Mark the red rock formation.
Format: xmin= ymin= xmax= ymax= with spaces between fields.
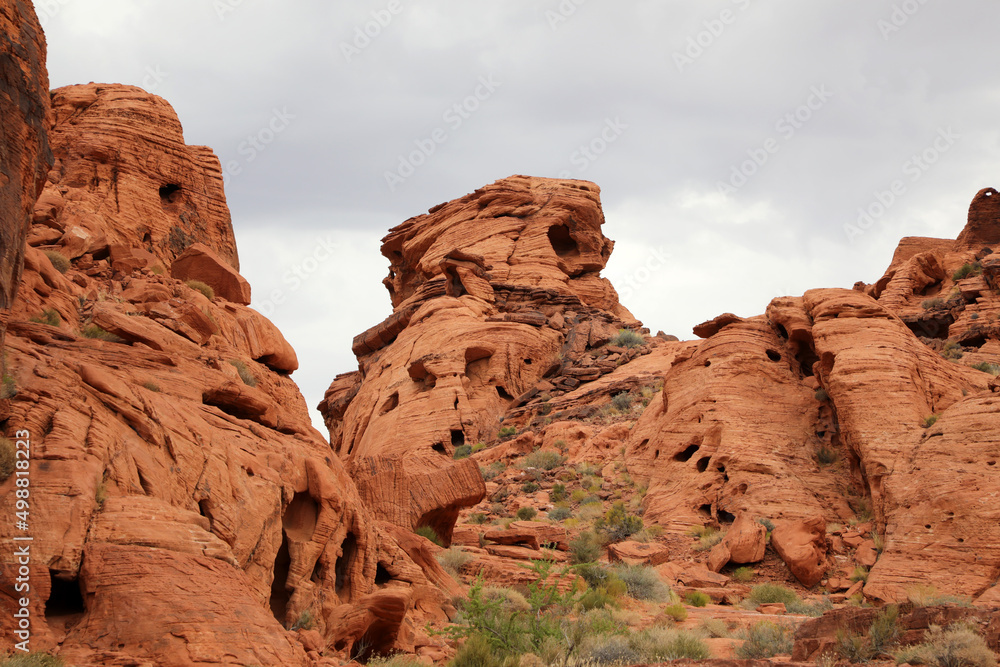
xmin=0 ymin=0 xmax=51 ymax=350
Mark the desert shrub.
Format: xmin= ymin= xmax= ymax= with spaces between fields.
xmin=906 ymin=585 xmax=973 ymax=607
xmin=788 ymin=597 xmax=835 ymax=617
xmin=582 ymin=635 xmax=640 ymax=665
xmin=748 ymin=583 xmax=799 ymax=606
xmin=437 ymin=547 xmax=473 ymax=575
xmin=548 ymin=506 xmax=572 ymax=521
xmin=953 ymin=263 xmax=983 ymax=281
xmin=836 ymin=605 xmax=900 ymax=663
xmin=1 ymin=373 xmax=15 ymax=399
xmin=685 ymin=591 xmax=711 ymax=607
xmin=612 ymin=564 xmax=670 ymax=601
xmin=894 ymin=623 xmax=996 ymax=667
xmin=663 ymin=602 xmax=688 ymax=622
xmin=815 ymin=388 xmax=829 ymax=401
xmin=516 ymin=507 xmax=538 ymax=521
xmin=0 ymin=437 xmax=15 ymax=482
xmin=633 ymin=627 xmax=710 ymax=661
xmin=943 ymin=341 xmax=965 ymax=360
xmin=95 ymin=480 xmax=107 ymax=506
xmin=81 ymin=324 xmax=124 ymax=343
xmin=468 ymin=512 xmax=488 ymax=525
xmin=480 ymin=461 xmax=505 ymax=481
xmin=521 ymin=481 xmax=540 ymax=494
xmin=498 ymin=426 xmax=516 ymax=438
xmin=368 ymin=655 xmax=425 ymax=667
xmin=453 ymin=445 xmax=472 ymax=459
xmin=575 ymin=563 xmax=614 ymax=589
xmin=611 ymin=329 xmax=644 ymax=348
xmin=693 ymin=528 xmax=723 ymax=551
xmin=731 ymin=566 xmax=755 ymax=583
xmin=923 ymin=414 xmax=940 ymax=428
xmin=595 ymin=501 xmax=643 ymax=542
xmin=817 ymin=445 xmax=837 ymax=465
xmin=699 ymin=618 xmax=731 ymax=638
xmin=523 ymin=449 xmax=565 ymax=470
xmin=43 ymin=250 xmax=70 ymax=273
xmin=611 ymin=392 xmax=633 ymax=412
xmin=0 ymin=654 xmax=65 ymax=667
xmin=570 ymin=489 xmax=588 ymax=503
xmin=142 ymin=380 xmax=161 ymax=392
xmin=757 ymin=517 xmax=775 ymax=531
xmin=579 ymin=586 xmax=619 ymax=611
xmin=922 ymin=297 xmax=945 ymax=310
xmin=736 ymin=621 xmax=794 ymax=659
xmin=415 ymin=525 xmax=444 ymax=546
xmin=851 ymin=565 xmax=870 ymax=583
xmin=185 ymin=279 xmax=215 ymax=300
xmin=971 ymin=362 xmax=1000 ymax=376
xmin=289 ymin=609 xmax=315 ymax=630
xmin=569 ymin=531 xmax=604 ymax=564
xmin=228 ymin=359 xmax=257 ymax=387
xmin=30 ymin=308 xmax=61 ymax=326
xmin=550 ymin=483 xmax=567 ymax=502
xmin=451 ymin=634 xmax=502 ymax=667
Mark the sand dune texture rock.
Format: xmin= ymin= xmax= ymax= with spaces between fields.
xmin=0 ymin=82 xmax=455 ymax=665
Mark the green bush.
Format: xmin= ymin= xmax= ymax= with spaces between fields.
xmin=498 ymin=425 xmax=516 ymax=438
xmin=579 ymin=586 xmax=619 ymax=611
xmin=1 ymin=373 xmax=15 ymax=399
xmin=692 ymin=526 xmax=723 ymax=551
xmin=663 ymin=602 xmax=687 ymax=622
xmin=907 ymin=585 xmax=973 ymax=607
xmin=521 ymin=481 xmax=540 ymax=494
xmin=437 ymin=547 xmax=473 ymax=575
xmin=787 ymin=597 xmax=834 ymax=617
xmin=684 ymin=591 xmax=711 ymax=607
xmin=185 ymin=279 xmax=215 ymax=300
xmin=550 ymin=483 xmax=567 ymax=502
xmin=611 ymin=392 xmax=633 ymax=412
xmin=953 ymin=262 xmax=983 ymax=281
xmin=43 ymin=250 xmax=70 ymax=273
xmin=81 ymin=324 xmax=124 ymax=343
xmin=836 ymin=605 xmax=900 ymax=663
xmin=516 ymin=507 xmax=538 ymax=521
xmin=0 ymin=437 xmax=15 ymax=482
xmin=595 ymin=501 xmax=643 ymax=542
xmin=851 ymin=565 xmax=870 ymax=583
xmin=30 ymin=308 xmax=61 ymax=326
xmin=0 ymin=653 xmax=65 ymax=667
xmin=943 ymin=341 xmax=965 ymax=360
xmin=699 ymin=618 xmax=731 ymax=638
xmin=583 ymin=636 xmax=640 ymax=665
xmin=548 ymin=506 xmax=572 ymax=521
xmin=453 ymin=444 xmax=472 ymax=459
xmin=142 ymin=380 xmax=161 ymax=392
xmin=736 ymin=621 xmax=794 ymax=659
xmin=611 ymin=329 xmax=644 ymax=348
xmin=731 ymin=566 xmax=755 ymax=583
xmin=971 ymin=362 xmax=1000 ymax=376
xmin=612 ymin=564 xmax=671 ymax=601
xmin=815 ymin=388 xmax=830 ymax=401
xmin=480 ymin=461 xmax=505 ymax=481
xmin=748 ymin=583 xmax=799 ymax=606
xmin=289 ymin=609 xmax=315 ymax=630
xmin=569 ymin=531 xmax=604 ymax=564
xmin=523 ymin=449 xmax=565 ymax=470
xmin=894 ymin=623 xmax=996 ymax=667
xmin=922 ymin=297 xmax=945 ymax=310
xmin=923 ymin=414 xmax=940 ymax=428
xmin=415 ymin=525 xmax=444 ymax=546
xmin=632 ymin=628 xmax=710 ymax=661
xmin=228 ymin=359 xmax=257 ymax=387
xmin=467 ymin=512 xmax=488 ymax=525
xmin=451 ymin=634 xmax=502 ymax=667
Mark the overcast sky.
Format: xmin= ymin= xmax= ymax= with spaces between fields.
xmin=41 ymin=1 xmax=1000 ymax=432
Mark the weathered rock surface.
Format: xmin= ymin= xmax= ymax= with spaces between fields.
xmin=0 ymin=0 xmax=51 ymax=350
xmin=770 ymin=517 xmax=829 ymax=588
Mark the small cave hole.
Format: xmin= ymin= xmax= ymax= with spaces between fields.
xmin=524 ymin=358 xmax=533 ymax=365
xmin=703 ymin=360 xmax=711 ymax=367
xmin=925 ymin=524 xmax=932 ymax=529
xmin=451 ymin=430 xmax=466 ymax=447
xmin=795 ymin=348 xmax=820 ymax=377
xmin=674 ymin=444 xmax=700 ymax=462
xmin=46 ymin=571 xmax=84 ymax=618
xmin=431 ymin=442 xmax=447 ymax=455
xmin=158 ymin=183 xmax=181 ymax=204
xmin=958 ymin=537 xmax=965 ymax=543
xmin=375 ymin=563 xmax=391 ymax=586
xmin=269 ymin=532 xmax=291 ymax=623
xmin=136 ymin=468 xmax=153 ymax=496
xmin=776 ymin=324 xmax=788 ymax=339
xmin=496 ymin=385 xmax=513 ymax=400
xmin=379 ymin=392 xmax=399 ymax=415
xmin=696 ymin=456 xmax=711 ymax=473
xmin=766 ymin=349 xmax=782 ymax=362
xmin=547 ymin=224 xmax=579 ymax=257
xmin=335 ymin=532 xmax=359 ymax=603
xmin=718 ymin=509 xmax=736 ymax=523
xmin=311 ymin=559 xmax=324 ymax=585
xmin=988 ymin=461 xmax=996 ymax=466
xmin=697 ymin=503 xmax=712 ymax=518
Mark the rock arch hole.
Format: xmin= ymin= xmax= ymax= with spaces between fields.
xmin=547 ymin=224 xmax=579 ymax=258
xmin=696 ymin=456 xmax=711 ymax=473
xmin=674 ymin=443 xmax=700 ymax=462
xmin=158 ymin=183 xmax=181 ymax=205
xmin=335 ymin=532 xmax=359 ymax=603
xmin=269 ymin=532 xmax=291 ymax=624
xmin=766 ymin=349 xmax=782 ymax=362
xmin=46 ymin=571 xmax=84 ymax=620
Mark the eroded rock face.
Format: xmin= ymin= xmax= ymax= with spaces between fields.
xmin=0 ymin=0 xmax=52 ymax=349
xmin=320 ymin=176 xmax=641 ymax=543
xmin=0 ymin=85 xmax=452 ymax=664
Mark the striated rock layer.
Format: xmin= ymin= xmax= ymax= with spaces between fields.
xmin=0 ymin=85 xmax=455 ymax=665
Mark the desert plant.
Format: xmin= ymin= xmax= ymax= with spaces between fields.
xmin=595 ymin=501 xmax=643 ymax=542
xmin=437 ymin=547 xmax=473 ymax=575
xmin=569 ymin=531 xmax=604 ymax=564
xmin=685 ymin=591 xmax=711 ymax=607
xmin=971 ymin=362 xmax=1000 ymax=376
xmin=453 ymin=444 xmax=472 ymax=459
xmin=817 ymin=445 xmax=837 ymax=465
xmin=450 ymin=634 xmax=502 ymax=667
xmin=663 ymin=602 xmax=688 ymax=622
xmin=1 ymin=373 xmax=15 ymax=399
xmin=633 ymin=627 xmax=710 ymax=661
xmin=81 ymin=324 xmax=124 ymax=343
xmin=0 ymin=653 xmax=66 ymax=667
xmin=953 ymin=262 xmax=983 ymax=281
xmin=0 ymin=437 xmax=15 ymax=482
xmin=142 ymin=380 xmax=161 ymax=392
xmin=95 ymin=480 xmax=107 ymax=506
xmin=611 ymin=329 xmax=644 ymax=348
xmin=699 ymin=618 xmax=731 ymax=638
xmin=367 ymin=656 xmax=425 ymax=667
xmin=521 ymin=481 xmax=540 ymax=494
xmin=894 ymin=623 xmax=996 ymax=667
xmin=43 ymin=250 xmax=70 ymax=273
xmin=758 ymin=517 xmax=776 ymax=531
xmin=611 ymin=392 xmax=633 ymax=412
xmin=788 ymin=597 xmax=835 ymax=617
xmin=837 ymin=605 xmax=900 ymax=663
xmin=737 ymin=621 xmax=794 ymax=659
xmin=548 ymin=506 xmax=572 ymax=521
xmin=228 ymin=359 xmax=257 ymax=387
xmin=467 ymin=512 xmax=488 ymax=525
xmin=923 ymin=414 xmax=940 ymax=428
xmin=612 ymin=564 xmax=671 ymax=601
xmin=693 ymin=527 xmax=723 ymax=551
xmin=922 ymin=297 xmax=945 ymax=310
xmin=748 ymin=583 xmax=799 ymax=606
xmin=185 ymin=279 xmax=215 ymax=300
xmin=579 ymin=586 xmax=619 ymax=611
xmin=480 ymin=461 xmax=505 ymax=481
xmin=415 ymin=525 xmax=444 ymax=546
xmin=906 ymin=585 xmax=973 ymax=607
xmin=498 ymin=425 xmax=516 ymax=439
xmin=289 ymin=609 xmax=315 ymax=630
xmin=523 ymin=449 xmax=565 ymax=471
xmin=943 ymin=341 xmax=964 ymax=360
xmin=583 ymin=635 xmax=640 ymax=665
xmin=731 ymin=566 xmax=755 ymax=583
xmin=516 ymin=507 xmax=538 ymax=521
xmin=30 ymin=308 xmax=61 ymax=326
xmin=851 ymin=565 xmax=870 ymax=583
xmin=550 ymin=483 xmax=567 ymax=502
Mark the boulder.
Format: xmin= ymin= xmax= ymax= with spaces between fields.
xmin=771 ymin=517 xmax=829 ymax=588
xmin=171 ymin=242 xmax=251 ymax=305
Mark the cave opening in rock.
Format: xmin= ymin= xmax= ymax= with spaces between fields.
xmin=696 ymin=456 xmax=711 ymax=473
xmin=547 ymin=224 xmax=579 ymax=257
xmin=45 ymin=571 xmax=84 ymax=619
xmin=718 ymin=509 xmax=736 ymax=523
xmin=335 ymin=532 xmax=358 ymax=603
xmin=374 ymin=563 xmax=391 ymax=586
xmin=674 ymin=443 xmax=700 ymax=462
xmin=451 ymin=429 xmax=465 ymax=447
xmin=766 ymin=349 xmax=782 ymax=362
xmin=158 ymin=183 xmax=181 ymax=205
xmin=431 ymin=442 xmax=447 ymax=455
xmin=495 ymin=385 xmax=513 ymax=400
xmin=379 ymin=392 xmax=399 ymax=415
xmin=269 ymin=532 xmax=291 ymax=624
xmin=795 ymin=347 xmax=820 ymax=377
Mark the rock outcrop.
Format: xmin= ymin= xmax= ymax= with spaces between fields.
xmin=0 ymin=0 xmax=51 ymax=351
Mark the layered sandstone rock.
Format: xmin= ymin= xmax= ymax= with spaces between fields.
xmin=0 ymin=0 xmax=51 ymax=350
